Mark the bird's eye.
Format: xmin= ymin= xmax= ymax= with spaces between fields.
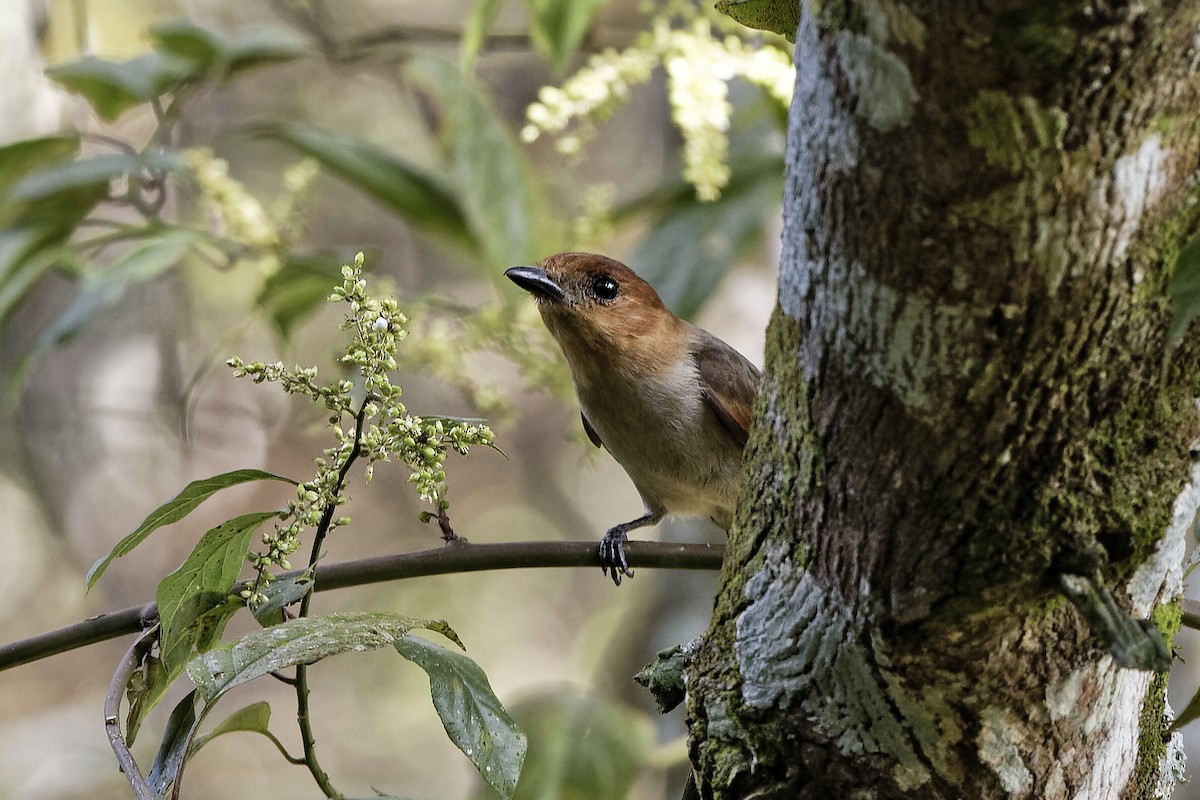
xmin=591 ymin=275 xmax=620 ymax=301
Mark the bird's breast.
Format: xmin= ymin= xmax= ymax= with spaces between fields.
xmin=575 ymin=359 xmax=743 ymax=519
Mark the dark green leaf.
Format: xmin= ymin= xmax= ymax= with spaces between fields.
xmin=470 ymin=688 xmax=650 ymax=800
xmin=394 ymin=633 xmax=526 ymax=798
xmin=407 ymin=57 xmax=548 ymax=268
xmin=46 ymin=53 xmax=198 ymax=121
xmin=156 ymin=511 xmax=277 ymax=661
xmin=631 ymin=156 xmax=783 ymax=319
xmin=0 ymin=135 xmax=80 ymax=198
xmin=3 ymin=150 xmax=187 ymax=229
xmin=87 ymin=469 xmax=293 ymax=589
xmin=147 ymin=690 xmax=199 ymax=799
xmin=255 ymin=251 xmax=346 ymax=339
xmin=124 ymin=648 xmax=167 ymax=747
xmin=250 ymin=573 xmax=313 ymax=627
xmin=186 ymin=612 xmax=459 ymax=703
xmin=150 ymin=19 xmax=310 ymax=78
xmin=1168 ymin=231 xmax=1200 ymax=345
xmin=189 ymin=701 xmax=273 ymax=755
xmin=714 ymin=0 xmax=801 ymax=41
xmin=524 ymin=0 xmax=605 ymax=75
xmin=461 ymin=0 xmax=508 ymax=72
xmin=255 ymin=121 xmax=474 ymax=247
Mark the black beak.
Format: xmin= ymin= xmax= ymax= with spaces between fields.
xmin=505 ymin=266 xmax=565 ymax=302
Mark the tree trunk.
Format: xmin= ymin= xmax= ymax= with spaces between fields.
xmin=688 ymin=3 xmax=1200 ymax=798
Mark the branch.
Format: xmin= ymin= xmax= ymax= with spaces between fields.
xmin=0 ymin=540 xmax=723 ymax=671
xmin=103 ymin=629 xmax=158 ymax=800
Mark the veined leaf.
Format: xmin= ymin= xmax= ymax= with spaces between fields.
xmin=87 ymin=469 xmax=294 ymax=589
xmin=395 ymin=633 xmax=526 ymax=798
xmin=156 ymin=511 xmax=278 ymax=663
xmin=186 ymin=612 xmax=462 ymax=703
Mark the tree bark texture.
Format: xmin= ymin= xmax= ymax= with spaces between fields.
xmin=689 ymin=2 xmax=1200 ymax=798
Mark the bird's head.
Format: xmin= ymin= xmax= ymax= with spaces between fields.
xmin=505 ymin=252 xmax=685 ymax=379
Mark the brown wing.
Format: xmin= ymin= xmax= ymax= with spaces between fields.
xmin=581 ymin=410 xmax=603 ymax=448
xmin=692 ymin=328 xmax=761 ymax=449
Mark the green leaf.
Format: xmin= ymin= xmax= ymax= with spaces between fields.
xmin=461 ymin=0 xmax=508 ymax=72
xmin=124 ymin=647 xmax=167 ymax=747
xmin=1168 ymin=231 xmax=1200 ymax=345
xmin=32 ymin=230 xmax=198 ymax=352
xmin=147 ymin=690 xmax=199 ymax=799
xmin=46 ymin=53 xmax=198 ymax=121
xmin=150 ymin=18 xmax=310 ymax=78
xmin=0 ymin=227 xmax=67 ymax=322
xmin=472 ymin=689 xmax=654 ymax=800
xmin=3 ymin=150 xmax=187 ymax=228
xmin=407 ymin=56 xmax=549 ymax=268
xmin=189 ymin=701 xmax=274 ymax=754
xmin=87 ymin=469 xmax=294 ymax=589
xmin=186 ymin=612 xmax=460 ymax=703
xmin=250 ymin=573 xmax=313 ymax=627
xmin=630 ymin=156 xmax=783 ymax=319
xmin=255 ymin=251 xmax=347 ymax=339
xmin=156 ymin=511 xmax=277 ymax=662
xmin=255 ymin=121 xmax=475 ymax=248
xmin=714 ymin=0 xmax=801 ymax=41
xmin=0 ymin=135 xmax=80 ymax=198
xmin=524 ymin=0 xmax=605 ymax=75
xmin=394 ymin=633 xmax=526 ymax=799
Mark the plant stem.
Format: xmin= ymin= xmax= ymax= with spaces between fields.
xmin=293 ymin=398 xmax=371 ymax=799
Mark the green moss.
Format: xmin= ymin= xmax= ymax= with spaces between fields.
xmin=1131 ymin=669 xmax=1171 ymax=800
xmin=964 ymin=90 xmax=1068 ymax=172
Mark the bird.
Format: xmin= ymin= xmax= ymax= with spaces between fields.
xmin=505 ymin=252 xmax=761 ymax=585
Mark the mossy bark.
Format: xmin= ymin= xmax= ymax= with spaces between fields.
xmin=688 ymin=2 xmax=1200 ymax=798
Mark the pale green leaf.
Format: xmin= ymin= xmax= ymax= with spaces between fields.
xmin=394 ymin=633 xmax=526 ymax=798
xmin=189 ymin=701 xmax=273 ymax=754
xmin=186 ymin=612 xmax=459 ymax=703
xmin=46 ymin=53 xmax=198 ymax=121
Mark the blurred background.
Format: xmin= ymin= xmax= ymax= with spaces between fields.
xmin=0 ymin=0 xmax=786 ymax=798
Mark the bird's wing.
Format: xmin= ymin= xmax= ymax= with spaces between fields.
xmin=692 ymin=328 xmax=761 ymax=449
xmin=581 ymin=410 xmax=603 ymax=448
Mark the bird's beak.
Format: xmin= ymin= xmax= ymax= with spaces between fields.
xmin=505 ymin=266 xmax=565 ymax=302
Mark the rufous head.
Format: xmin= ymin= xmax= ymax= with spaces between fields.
xmin=505 ymin=252 xmax=685 ymax=378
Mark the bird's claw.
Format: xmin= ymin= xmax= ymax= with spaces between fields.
xmin=599 ymin=529 xmax=634 ymax=586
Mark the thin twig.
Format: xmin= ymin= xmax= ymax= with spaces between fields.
xmin=0 ymin=541 xmax=725 ymax=671
xmin=103 ymin=629 xmax=158 ymax=800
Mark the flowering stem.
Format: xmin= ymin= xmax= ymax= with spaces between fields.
xmin=293 ymin=397 xmax=371 ymax=800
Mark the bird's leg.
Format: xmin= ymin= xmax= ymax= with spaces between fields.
xmin=599 ymin=510 xmax=662 ymax=586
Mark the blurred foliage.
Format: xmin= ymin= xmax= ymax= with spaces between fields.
xmin=1 ymin=2 xmax=789 ymax=404
xmin=1 ymin=1 xmax=790 ymax=797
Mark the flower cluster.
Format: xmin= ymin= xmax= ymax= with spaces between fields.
xmin=521 ymin=6 xmax=794 ymax=201
xmin=185 ymin=148 xmax=319 ymax=271
xmin=228 ymin=253 xmax=498 ymax=606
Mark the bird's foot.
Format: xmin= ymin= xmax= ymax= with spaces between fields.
xmin=599 ymin=528 xmax=634 ymax=586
